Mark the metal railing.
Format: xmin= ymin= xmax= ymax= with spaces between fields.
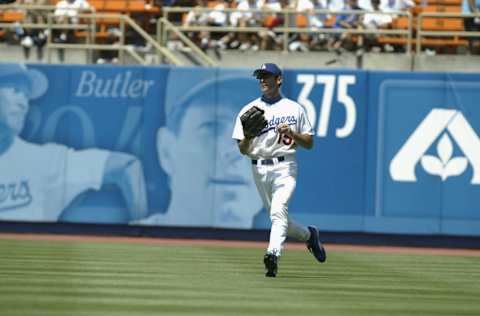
xmin=416 ymin=12 xmax=480 ymax=53
xmin=3 ymin=4 xmax=480 ymax=66
xmin=0 ymin=4 xmax=183 ymax=65
xmin=160 ymin=7 xmax=413 ymax=55
xmin=44 ymin=12 xmax=183 ymax=65
xmin=157 ymin=17 xmax=217 ymax=66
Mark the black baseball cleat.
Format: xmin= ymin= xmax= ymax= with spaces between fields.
xmin=263 ymin=253 xmax=278 ymax=277
xmin=306 ymin=226 xmax=327 ymax=263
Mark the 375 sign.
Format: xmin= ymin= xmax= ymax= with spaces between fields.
xmin=296 ymin=74 xmax=357 ymax=139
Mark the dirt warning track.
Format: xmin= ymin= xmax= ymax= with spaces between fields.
xmin=1 ymin=232 xmax=479 ymax=256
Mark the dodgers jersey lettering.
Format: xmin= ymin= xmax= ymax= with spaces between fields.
xmin=232 ymin=97 xmax=313 ymax=159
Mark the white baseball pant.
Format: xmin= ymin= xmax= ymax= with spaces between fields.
xmin=251 ymin=155 xmax=310 ymax=256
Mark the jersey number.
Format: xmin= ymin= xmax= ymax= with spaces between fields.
xmin=278 ymin=134 xmax=293 ymax=145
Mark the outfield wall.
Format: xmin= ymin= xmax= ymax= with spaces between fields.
xmin=1 ymin=63 xmax=480 ymax=237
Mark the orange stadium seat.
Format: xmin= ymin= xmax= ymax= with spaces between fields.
xmin=414 ymin=0 xmax=462 ymax=5
xmin=207 ymin=0 xmax=219 ymax=8
xmin=295 ymin=14 xmax=309 ymax=28
xmin=0 ymin=10 xmax=24 ymax=41
xmin=128 ymin=0 xmax=145 ymax=12
xmin=324 ymin=16 xmax=336 ymax=28
xmin=391 ymin=16 xmax=411 ymax=29
xmin=104 ymin=0 xmax=128 ymax=12
xmin=419 ymin=16 xmax=468 ymax=48
xmin=89 ymin=0 xmax=105 ymax=11
xmin=0 ymin=10 xmax=25 ymax=22
xmin=421 ymin=17 xmax=464 ymax=30
xmin=414 ymin=4 xmax=462 ymax=14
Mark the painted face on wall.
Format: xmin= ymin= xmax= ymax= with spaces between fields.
xmin=156 ymin=77 xmax=263 ymax=228
xmin=0 ymin=87 xmax=29 ymax=135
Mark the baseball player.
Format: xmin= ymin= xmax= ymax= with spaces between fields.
xmin=232 ymin=63 xmax=326 ymax=277
xmin=0 ymin=64 xmax=148 ymax=222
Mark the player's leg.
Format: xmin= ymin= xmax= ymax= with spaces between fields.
xmin=251 ymin=165 xmax=277 ymax=277
xmin=251 ymin=165 xmax=272 ymax=214
xmin=305 ymin=225 xmax=327 ymax=263
xmin=262 ymin=172 xmax=295 ymax=278
xmin=272 ymin=163 xmax=327 ymax=264
xmin=286 ymin=219 xmax=310 ymax=241
xmin=267 ymin=162 xmax=297 ymax=257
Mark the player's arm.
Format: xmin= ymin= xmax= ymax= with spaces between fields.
xmin=236 ymin=106 xmax=267 ymax=155
xmin=292 ymin=133 xmax=314 ymax=149
xmin=277 ymin=123 xmax=314 ymax=149
xmin=102 ymin=153 xmax=148 ymax=220
xmin=238 ymin=137 xmax=253 ymax=155
xmin=233 ymin=110 xmax=257 ymax=155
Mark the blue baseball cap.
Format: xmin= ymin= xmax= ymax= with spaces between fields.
xmin=253 ymin=63 xmax=282 ymax=78
xmin=0 ymin=64 xmax=48 ymax=99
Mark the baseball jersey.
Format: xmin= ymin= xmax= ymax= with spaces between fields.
xmin=232 ymin=96 xmax=313 ymax=159
xmin=0 ymin=137 xmax=109 ymax=221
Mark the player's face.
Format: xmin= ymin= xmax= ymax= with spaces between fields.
xmin=258 ymin=74 xmax=281 ymax=97
xmin=0 ymin=87 xmax=29 ymax=135
xmin=167 ymin=104 xmax=262 ymax=228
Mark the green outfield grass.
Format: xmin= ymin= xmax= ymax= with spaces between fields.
xmin=0 ymin=238 xmax=479 ymax=316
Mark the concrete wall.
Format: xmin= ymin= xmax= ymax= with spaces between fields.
xmin=215 ymin=51 xmax=480 ymax=73
xmin=2 ymin=43 xmax=480 ymax=72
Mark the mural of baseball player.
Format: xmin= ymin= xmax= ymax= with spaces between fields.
xmin=232 ymin=63 xmax=326 ymax=277
xmin=0 ymin=64 xmax=148 ymax=222
xmin=134 ymin=74 xmax=263 ymax=228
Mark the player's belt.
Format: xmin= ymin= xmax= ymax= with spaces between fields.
xmin=251 ymin=156 xmax=285 ymax=165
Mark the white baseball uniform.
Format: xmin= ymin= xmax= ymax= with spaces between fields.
xmin=232 ymin=96 xmax=313 ymax=256
xmin=0 ymin=137 xmax=109 ymax=221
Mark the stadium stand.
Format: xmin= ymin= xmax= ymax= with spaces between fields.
xmin=1 ymin=0 xmax=480 ymax=66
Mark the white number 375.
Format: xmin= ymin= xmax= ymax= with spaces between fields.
xmin=296 ymin=74 xmax=357 ymax=138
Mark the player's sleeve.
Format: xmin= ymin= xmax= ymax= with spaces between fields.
xmin=43 ymin=144 xmax=109 ymax=219
xmin=232 ymin=113 xmax=245 ymax=141
xmin=298 ymin=104 xmax=314 ymax=135
xmin=64 ymin=147 xmax=110 ymax=198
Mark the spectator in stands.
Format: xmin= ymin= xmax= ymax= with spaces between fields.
xmin=168 ymin=0 xmax=197 ymax=24
xmin=53 ymin=0 xmax=94 ymax=62
xmin=183 ymin=0 xmax=212 ymax=49
xmin=290 ymin=0 xmax=329 ymax=51
xmin=463 ymin=0 xmax=480 ymax=54
xmin=258 ymin=0 xmax=288 ymax=50
xmin=380 ymin=0 xmax=414 ymax=16
xmin=12 ymin=23 xmax=32 ymax=60
xmin=206 ymin=0 xmax=230 ymax=54
xmin=32 ymin=29 xmax=48 ymax=61
xmin=96 ymin=28 xmax=121 ymax=64
xmin=360 ymin=0 xmax=392 ymax=51
xmin=14 ymin=1 xmax=49 ymax=61
xmin=54 ymin=0 xmax=93 ymax=25
xmin=21 ymin=0 xmax=49 ymax=25
xmin=305 ymin=0 xmax=329 ymax=29
xmin=11 ymin=22 xmax=48 ymax=62
xmin=183 ymin=0 xmax=229 ymax=58
xmin=327 ymin=0 xmax=362 ymax=52
xmin=377 ymin=0 xmax=413 ymax=52
xmin=357 ymin=0 xmax=373 ymax=10
xmin=228 ymin=0 xmax=263 ymax=50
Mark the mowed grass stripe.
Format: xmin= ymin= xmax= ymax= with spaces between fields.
xmin=2 ymin=281 xmax=478 ymax=303
xmin=1 ymin=238 xmax=480 ymax=316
